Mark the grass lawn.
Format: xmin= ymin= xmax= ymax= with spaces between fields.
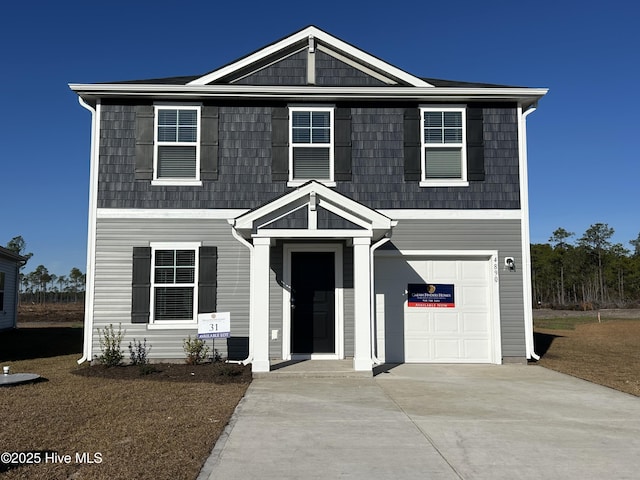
xmin=0 ymin=326 xmax=250 ymax=480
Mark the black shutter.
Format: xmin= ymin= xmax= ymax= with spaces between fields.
xmin=200 ymin=106 xmax=219 ymax=181
xmin=131 ymin=247 xmax=151 ymax=324
xmin=403 ymin=108 xmax=421 ymax=181
xmin=466 ymin=107 xmax=485 ymax=181
xmin=334 ymin=107 xmax=352 ymax=181
xmin=135 ymin=105 xmax=154 ymax=180
xmin=198 ymin=246 xmax=218 ymax=313
xmin=271 ymin=107 xmax=289 ymax=181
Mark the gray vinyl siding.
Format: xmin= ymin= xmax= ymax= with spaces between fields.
xmin=0 ymin=259 xmax=18 ymax=330
xmin=380 ymin=218 xmax=526 ymax=358
xmin=97 ymin=104 xmax=520 ymax=210
xmin=91 ymin=217 xmax=250 ymax=360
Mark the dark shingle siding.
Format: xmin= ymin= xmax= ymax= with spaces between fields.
xmin=315 ymin=51 xmax=388 ymax=86
xmin=234 ymin=50 xmax=307 ymax=85
xmin=97 ymin=104 xmax=520 ymax=210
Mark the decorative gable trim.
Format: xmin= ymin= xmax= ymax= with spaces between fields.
xmin=231 ymin=180 xmax=395 ymax=241
xmin=188 ymin=26 xmax=433 ymax=88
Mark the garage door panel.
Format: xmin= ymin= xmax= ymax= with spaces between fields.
xmin=405 ymin=338 xmax=431 ymax=362
xmin=432 ymin=261 xmax=457 ymax=278
xmin=464 ymin=339 xmax=490 ymax=360
xmin=405 ymin=314 xmax=429 ymax=334
xmin=434 ymin=312 xmax=460 ymax=333
xmin=434 ymin=339 xmax=460 ymax=359
xmin=460 ymin=286 xmax=490 ymax=308
xmin=461 ymin=261 xmax=488 ymax=279
xmin=463 ymin=313 xmax=489 ymax=332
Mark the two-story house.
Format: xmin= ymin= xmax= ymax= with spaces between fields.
xmin=70 ymin=26 xmax=547 ymax=373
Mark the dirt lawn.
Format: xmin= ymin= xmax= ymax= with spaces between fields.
xmin=1 ymin=304 xmax=251 ymax=480
xmin=534 ymin=309 xmax=640 ymax=397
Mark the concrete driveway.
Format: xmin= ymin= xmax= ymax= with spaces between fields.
xmin=199 ymin=364 xmax=640 ymax=479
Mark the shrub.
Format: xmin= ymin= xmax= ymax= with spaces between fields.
xmin=183 ymin=336 xmax=210 ymax=365
xmin=129 ymin=338 xmax=151 ymax=366
xmin=96 ymin=324 xmax=124 ymax=367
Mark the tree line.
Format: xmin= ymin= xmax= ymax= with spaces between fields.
xmin=531 ymin=224 xmax=640 ymax=308
xmin=5 ymin=236 xmax=86 ymax=304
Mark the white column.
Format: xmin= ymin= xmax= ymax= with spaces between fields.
xmin=353 ymin=237 xmax=373 ymax=371
xmin=251 ymin=238 xmax=271 ymax=373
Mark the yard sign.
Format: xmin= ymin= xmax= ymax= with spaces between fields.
xmin=197 ymin=312 xmax=231 ymax=338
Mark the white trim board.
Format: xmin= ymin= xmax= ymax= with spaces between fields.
xmin=97 ymin=208 xmax=522 ymax=221
xmin=97 ymin=209 xmax=248 ymax=219
xmin=378 ymin=209 xmax=522 ymax=220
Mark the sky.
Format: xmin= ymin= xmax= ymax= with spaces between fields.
xmin=1 ymin=0 xmax=638 ymax=277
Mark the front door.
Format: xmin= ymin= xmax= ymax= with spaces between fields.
xmin=291 ymin=252 xmax=335 ymax=354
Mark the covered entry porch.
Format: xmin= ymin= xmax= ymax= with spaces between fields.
xmin=230 ymin=181 xmax=395 ymax=373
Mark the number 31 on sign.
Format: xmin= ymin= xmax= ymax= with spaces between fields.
xmin=197 ymin=312 xmax=231 ymax=339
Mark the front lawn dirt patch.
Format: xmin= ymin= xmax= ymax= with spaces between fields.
xmin=534 ymin=311 xmax=640 ymax=397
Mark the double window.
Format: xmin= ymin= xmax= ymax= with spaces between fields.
xmin=420 ymin=107 xmax=467 ymax=186
xmin=154 ymin=106 xmax=201 ymax=183
xmin=289 ymin=107 xmax=334 ymax=184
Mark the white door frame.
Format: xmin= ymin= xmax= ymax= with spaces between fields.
xmin=282 ymin=243 xmax=344 ymax=360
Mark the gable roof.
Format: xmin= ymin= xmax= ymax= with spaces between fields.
xmin=188 ymin=26 xmax=432 ymax=88
xmin=70 ymin=26 xmax=547 ymax=108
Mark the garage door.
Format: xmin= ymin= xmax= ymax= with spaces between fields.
xmin=375 ymin=255 xmax=498 ymax=363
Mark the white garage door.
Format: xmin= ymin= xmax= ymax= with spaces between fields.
xmin=375 ymin=255 xmax=498 ymax=363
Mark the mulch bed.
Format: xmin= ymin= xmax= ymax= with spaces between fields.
xmin=74 ymin=361 xmax=252 ymax=384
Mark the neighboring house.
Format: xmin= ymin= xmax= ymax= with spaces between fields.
xmin=70 ymin=26 xmax=547 ymax=373
xmin=0 ymin=246 xmax=26 ymax=330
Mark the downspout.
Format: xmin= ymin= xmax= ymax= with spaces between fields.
xmin=519 ymin=104 xmax=540 ymax=361
xmin=369 ymin=232 xmax=394 ymax=365
xmin=229 ymin=223 xmax=254 ymax=365
xmin=76 ymin=97 xmax=99 ymax=364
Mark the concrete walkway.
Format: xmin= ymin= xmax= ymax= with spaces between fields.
xmin=199 ymin=364 xmax=640 ymax=480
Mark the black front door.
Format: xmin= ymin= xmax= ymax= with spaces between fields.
xmin=291 ymin=252 xmax=335 ymax=354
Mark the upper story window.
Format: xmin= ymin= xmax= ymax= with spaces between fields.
xmin=150 ymin=244 xmax=199 ymax=324
xmin=154 ymin=106 xmax=201 ymax=184
xmin=289 ymin=107 xmax=334 ymax=185
xmin=421 ymin=107 xmax=467 ymax=186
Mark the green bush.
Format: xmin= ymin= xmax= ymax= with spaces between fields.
xmin=96 ymin=324 xmax=124 ymax=367
xmin=183 ymin=336 xmax=210 ymax=365
xmin=129 ymin=338 xmax=151 ymax=365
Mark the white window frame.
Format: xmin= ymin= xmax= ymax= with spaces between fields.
xmin=148 ymin=242 xmax=201 ymax=329
xmin=288 ymin=106 xmax=335 ymax=187
xmin=420 ymin=106 xmax=468 ymax=187
xmin=152 ymin=104 xmax=202 ymax=186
